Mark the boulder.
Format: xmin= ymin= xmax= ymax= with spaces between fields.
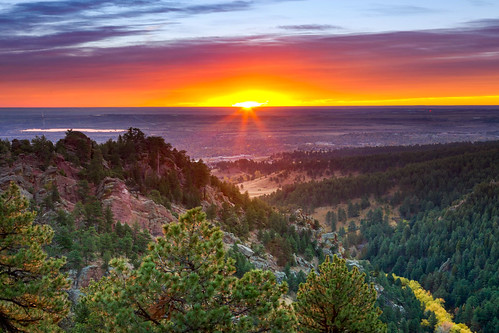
xmin=223 ymin=232 xmax=239 ymax=245
xmin=346 ymin=259 xmax=365 ymax=272
xmin=321 ymin=232 xmax=336 ymax=242
xmin=78 ymin=265 xmax=104 ymax=289
xmin=236 ymin=244 xmax=254 ymax=258
xmin=293 ymin=254 xmax=313 ymax=269
xmin=274 ymin=271 xmax=287 ymax=283
xmin=439 ymin=258 xmax=451 ymax=272
xmin=251 ymin=257 xmax=270 ymax=270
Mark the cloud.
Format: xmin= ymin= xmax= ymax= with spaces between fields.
xmin=1 ymin=16 xmax=499 ymax=105
xmin=279 ymin=24 xmax=342 ymax=31
xmin=0 ymin=0 xmax=121 ymax=33
xmin=0 ymin=0 xmax=255 ymax=32
xmin=0 ymin=26 xmax=142 ymax=52
xmin=0 ymin=0 xmax=262 ymax=58
xmin=367 ymin=5 xmax=440 ymax=16
xmin=467 ymin=0 xmax=493 ymax=6
xmin=185 ymin=1 xmax=253 ymax=14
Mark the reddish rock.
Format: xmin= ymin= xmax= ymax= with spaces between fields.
xmin=97 ymin=177 xmax=176 ymax=236
xmin=78 ymin=265 xmax=104 ymax=289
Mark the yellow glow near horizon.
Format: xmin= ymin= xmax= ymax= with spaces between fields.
xmin=232 ymin=101 xmax=267 ymax=109
xmin=199 ymin=90 xmax=297 ymax=107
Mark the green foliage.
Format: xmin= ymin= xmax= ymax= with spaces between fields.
xmin=372 ymin=272 xmax=429 ymax=333
xmin=10 ymin=139 xmax=32 ymax=156
xmin=361 ymin=183 xmax=499 ymax=331
xmin=395 ymin=275 xmax=472 ymax=333
xmin=0 ymin=139 xmax=10 ymax=156
xmin=337 ymin=207 xmax=346 ymax=222
xmin=259 ymin=222 xmax=317 ymax=267
xmin=47 ymin=204 xmax=150 ymax=271
xmin=265 ymin=141 xmax=499 ymax=330
xmin=0 ymin=183 xmax=70 ymax=332
xmin=31 ymin=135 xmax=55 ymax=169
xmin=205 ymin=203 xmax=217 ymax=220
xmin=294 ymin=255 xmax=386 ymax=333
xmin=76 ymin=208 xmax=295 ymax=332
xmin=266 ymin=142 xmax=499 ymax=214
xmin=56 ymin=130 xmax=92 ymax=166
xmin=86 ymin=146 xmax=107 ymax=184
xmin=284 ymin=265 xmax=307 ymax=294
xmin=325 ymin=210 xmax=337 ymax=231
xmin=227 ymin=244 xmax=255 ymax=278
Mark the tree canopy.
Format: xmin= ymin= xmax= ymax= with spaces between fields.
xmin=0 ymin=183 xmax=70 ymax=332
xmin=76 ymin=207 xmax=295 ymax=332
xmin=294 ymin=255 xmax=386 ymax=333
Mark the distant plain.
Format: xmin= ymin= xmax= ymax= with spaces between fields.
xmin=1 ymin=106 xmax=498 ymax=160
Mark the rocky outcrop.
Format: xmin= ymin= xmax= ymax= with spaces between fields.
xmin=274 ymin=271 xmax=287 ymax=283
xmin=439 ymin=258 xmax=451 ymax=272
xmin=67 ymin=265 xmax=105 ymax=303
xmin=77 ymin=265 xmax=104 ymax=289
xmin=203 ymin=185 xmax=233 ymax=209
xmin=223 ymin=232 xmax=240 ymax=245
xmin=0 ymin=153 xmax=80 ymax=211
xmin=236 ymin=244 xmax=254 ymax=258
xmin=97 ymin=177 xmax=176 ymax=236
xmin=293 ymin=254 xmax=313 ymax=269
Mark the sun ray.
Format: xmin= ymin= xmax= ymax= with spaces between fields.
xmin=191 ymin=96 xmax=279 ymax=159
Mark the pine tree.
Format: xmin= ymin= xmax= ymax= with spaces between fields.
xmin=0 ymin=183 xmax=70 ymax=332
xmin=76 ymin=207 xmax=295 ymax=332
xmin=294 ymin=255 xmax=386 ymax=333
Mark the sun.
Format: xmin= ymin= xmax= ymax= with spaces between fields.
xmin=232 ymin=101 xmax=267 ymax=109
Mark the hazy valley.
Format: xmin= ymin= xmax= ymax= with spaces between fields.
xmin=2 ymin=107 xmax=499 ymax=161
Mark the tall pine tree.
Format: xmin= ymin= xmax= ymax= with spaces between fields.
xmin=294 ymin=255 xmax=386 ymax=333
xmin=0 ymin=183 xmax=70 ymax=332
xmin=76 ymin=207 xmax=295 ymax=332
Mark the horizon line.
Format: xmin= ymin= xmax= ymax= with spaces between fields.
xmin=2 ymin=104 xmax=499 ymax=109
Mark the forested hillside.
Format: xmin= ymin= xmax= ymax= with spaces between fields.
xmin=362 ymin=184 xmax=498 ymax=332
xmin=1 ymin=133 xmax=495 ymax=332
xmin=265 ymin=141 xmax=499 ymax=332
xmin=265 ymin=141 xmax=499 ymax=212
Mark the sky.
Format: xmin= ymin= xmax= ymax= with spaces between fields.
xmin=1 ymin=0 xmax=499 ymax=107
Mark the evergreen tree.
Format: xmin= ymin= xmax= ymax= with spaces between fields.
xmin=337 ymin=207 xmax=346 ymax=222
xmin=294 ymin=255 xmax=386 ymax=333
xmin=0 ymin=183 xmax=70 ymax=332
xmin=329 ymin=211 xmax=337 ymax=232
xmin=76 ymin=207 xmax=295 ymax=332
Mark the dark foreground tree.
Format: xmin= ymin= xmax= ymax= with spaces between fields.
xmin=0 ymin=183 xmax=70 ymax=332
xmin=294 ymin=255 xmax=386 ymax=333
xmin=76 ymin=207 xmax=295 ymax=332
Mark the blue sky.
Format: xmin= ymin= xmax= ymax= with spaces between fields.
xmin=2 ymin=0 xmax=498 ymax=47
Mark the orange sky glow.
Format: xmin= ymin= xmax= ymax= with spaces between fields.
xmin=2 ymin=27 xmax=499 ymax=107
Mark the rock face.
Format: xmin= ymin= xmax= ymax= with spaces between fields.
xmin=77 ymin=265 xmax=104 ymax=289
xmin=223 ymin=232 xmax=239 ymax=245
xmin=250 ymin=253 xmax=279 ymax=272
xmin=67 ymin=265 xmax=106 ymax=303
xmin=439 ymin=258 xmax=452 ymax=272
xmin=236 ymin=244 xmax=254 ymax=258
xmin=0 ymin=153 xmax=80 ymax=211
xmin=293 ymin=254 xmax=313 ymax=269
xmin=274 ymin=271 xmax=287 ymax=283
xmin=97 ymin=177 xmax=176 ymax=236
xmin=346 ymin=259 xmax=368 ymax=272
